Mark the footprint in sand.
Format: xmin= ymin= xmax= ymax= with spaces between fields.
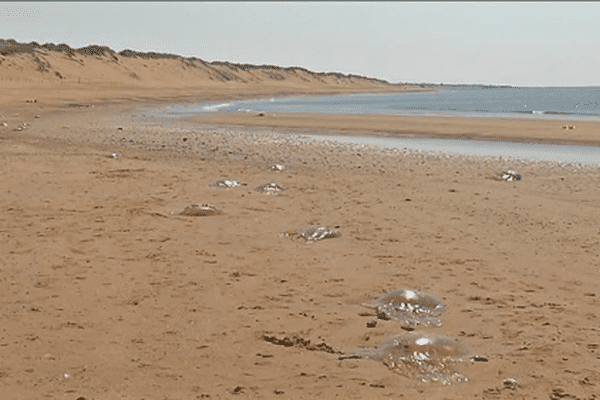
xmin=173 ymin=203 xmax=221 ymax=217
xmin=340 ymin=333 xmax=485 ymax=384
xmin=283 ymin=225 xmax=341 ymax=243
xmin=364 ymin=289 xmax=446 ymax=327
xmin=254 ymin=182 xmax=287 ymax=194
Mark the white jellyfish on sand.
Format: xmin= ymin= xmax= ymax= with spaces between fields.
xmin=209 ymin=178 xmax=245 ymax=189
xmin=364 ymin=289 xmax=447 ymax=327
xmin=491 ymin=170 xmax=521 ymax=182
xmin=340 ymin=333 xmax=486 ymax=384
xmin=173 ymin=203 xmax=221 ymax=217
xmin=283 ymin=225 xmax=341 ymax=243
xmin=254 ymin=182 xmax=287 ymax=194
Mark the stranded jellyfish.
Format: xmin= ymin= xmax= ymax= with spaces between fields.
xmin=174 ymin=203 xmax=221 ymax=217
xmin=105 ymin=151 xmax=122 ymax=159
xmin=254 ymin=182 xmax=287 ymax=194
xmin=284 ymin=225 xmax=341 ymax=243
xmin=209 ymin=178 xmax=245 ymax=189
xmin=340 ymin=333 xmax=484 ymax=384
xmin=299 ymin=225 xmax=341 ymax=242
xmin=496 ymin=170 xmax=522 ymax=181
xmin=365 ymin=289 xmax=446 ymax=327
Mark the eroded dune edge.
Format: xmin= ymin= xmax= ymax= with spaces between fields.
xmin=0 ymin=38 xmax=426 ymax=107
xmin=1 ymin=40 xmax=600 ymax=399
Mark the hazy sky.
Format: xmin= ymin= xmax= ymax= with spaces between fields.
xmin=1 ymin=2 xmax=599 ymax=86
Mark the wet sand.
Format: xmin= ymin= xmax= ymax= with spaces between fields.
xmin=2 ymin=97 xmax=600 ymax=400
xmin=185 ymin=112 xmax=600 ymax=146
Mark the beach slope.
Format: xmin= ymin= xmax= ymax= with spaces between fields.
xmin=1 ymin=40 xmax=599 ymax=399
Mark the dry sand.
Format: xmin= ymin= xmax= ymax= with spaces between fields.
xmin=2 ymin=42 xmax=600 ymax=399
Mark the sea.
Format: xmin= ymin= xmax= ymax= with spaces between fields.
xmin=166 ymin=87 xmax=600 ymax=120
xmin=160 ymin=87 xmax=600 ymax=165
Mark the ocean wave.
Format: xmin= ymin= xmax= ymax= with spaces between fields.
xmin=510 ymin=110 xmax=549 ymax=115
xmin=394 ymin=106 xmax=600 ymax=118
xmin=507 ymin=110 xmax=600 ymax=117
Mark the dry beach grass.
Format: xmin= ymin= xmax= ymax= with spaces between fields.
xmin=1 ymin=41 xmax=600 ymax=399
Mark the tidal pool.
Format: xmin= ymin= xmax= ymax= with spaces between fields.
xmin=310 ymin=134 xmax=600 ymax=165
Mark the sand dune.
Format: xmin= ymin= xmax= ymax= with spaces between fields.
xmin=1 ymin=38 xmax=429 ymax=109
xmin=0 ymin=39 xmax=424 ymax=106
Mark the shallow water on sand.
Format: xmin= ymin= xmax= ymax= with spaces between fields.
xmin=156 ymin=88 xmax=600 ymax=166
xmin=310 ymin=134 xmax=600 ymax=165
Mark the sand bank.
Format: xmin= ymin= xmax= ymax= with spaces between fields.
xmin=184 ymin=112 xmax=600 ymax=147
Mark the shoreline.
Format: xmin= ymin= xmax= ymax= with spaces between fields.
xmin=5 ymin=98 xmax=599 ymax=173
xmin=180 ymin=111 xmax=600 ymax=148
xmin=7 ymin=85 xmax=599 ymax=148
xmin=0 ymin=82 xmax=430 ymax=107
xmin=47 ymin=100 xmax=600 ymax=171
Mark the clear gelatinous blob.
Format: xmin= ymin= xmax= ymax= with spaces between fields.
xmin=365 ymin=289 xmax=446 ymax=327
xmin=254 ymin=182 xmax=287 ymax=194
xmin=295 ymin=225 xmax=341 ymax=243
xmin=175 ymin=203 xmax=221 ymax=217
xmin=503 ymin=378 xmax=518 ymax=390
xmin=498 ymin=170 xmax=522 ymax=181
xmin=270 ymin=164 xmax=285 ymax=172
xmin=210 ymin=178 xmax=244 ymax=189
xmin=106 ymin=151 xmax=122 ymax=159
xmin=340 ymin=333 xmax=478 ymax=385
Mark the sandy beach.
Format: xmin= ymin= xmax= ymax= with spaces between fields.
xmin=2 ymin=41 xmax=600 ymax=399
xmin=185 ymin=112 xmax=600 ymax=146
